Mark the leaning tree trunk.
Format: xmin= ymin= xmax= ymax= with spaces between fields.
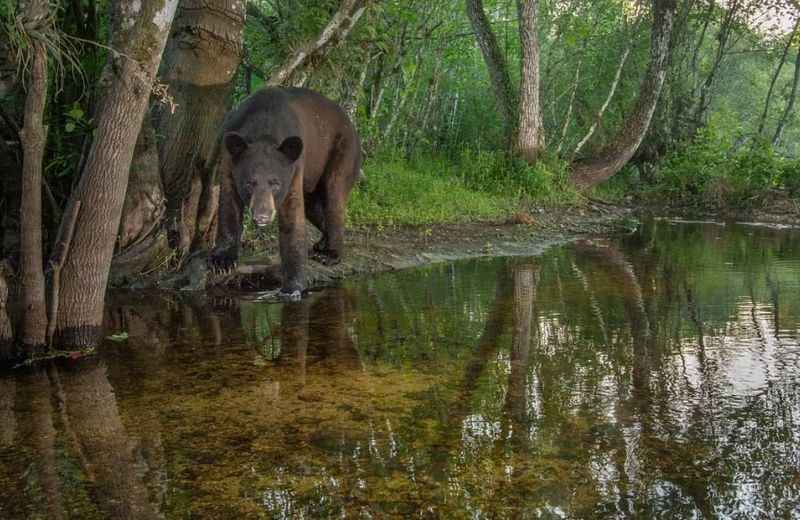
xmin=570 ymin=0 xmax=677 ymax=189
xmin=154 ymin=0 xmax=246 ymax=257
xmin=55 ymin=0 xmax=178 ymax=347
xmin=516 ymin=0 xmax=545 ymax=163
xmin=773 ymin=45 xmax=800 ymax=147
xmin=466 ymin=0 xmax=518 ymax=148
xmin=572 ymin=46 xmax=631 ymax=158
xmin=757 ymin=18 xmax=800 ymax=136
xmin=267 ymin=0 xmax=368 ymax=87
xmin=18 ymin=0 xmax=50 ymax=347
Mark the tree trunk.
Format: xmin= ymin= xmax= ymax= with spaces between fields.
xmin=267 ymin=0 xmax=368 ymax=86
xmin=0 ymin=268 xmax=13 ymax=360
xmin=111 ymin=112 xmax=168 ymax=284
xmin=570 ymin=0 xmax=677 ymax=189
xmin=465 ymin=0 xmax=518 ymax=148
xmin=54 ymin=0 xmax=178 ymax=347
xmin=773 ymin=45 xmax=800 ymax=147
xmin=516 ymin=0 xmax=545 ymax=163
xmin=555 ymin=56 xmax=582 ymax=156
xmin=341 ymin=52 xmax=372 ymax=120
xmin=757 ymin=18 xmax=799 ymax=136
xmin=572 ymin=46 xmax=631 ymax=158
xmin=690 ymin=0 xmax=739 ymax=135
xmin=154 ymin=0 xmax=246 ymax=258
xmin=384 ymin=51 xmax=422 ymax=145
xmin=18 ymin=0 xmax=50 ymax=347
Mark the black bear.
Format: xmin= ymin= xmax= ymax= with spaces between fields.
xmin=210 ymin=87 xmax=362 ymax=298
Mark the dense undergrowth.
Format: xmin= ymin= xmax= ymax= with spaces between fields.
xmin=347 ymin=132 xmax=800 ymax=228
xmin=346 ymin=150 xmax=580 ymax=227
xmin=597 ymin=128 xmax=800 ymax=213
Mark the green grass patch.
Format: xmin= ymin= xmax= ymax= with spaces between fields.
xmin=347 ymin=157 xmax=515 ymax=226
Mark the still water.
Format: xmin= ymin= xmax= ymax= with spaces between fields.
xmin=2 ymin=220 xmax=800 ymax=519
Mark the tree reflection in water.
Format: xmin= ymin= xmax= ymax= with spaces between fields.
xmin=1 ymin=221 xmax=799 ymax=518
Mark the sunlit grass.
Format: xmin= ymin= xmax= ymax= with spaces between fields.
xmin=347 ymin=157 xmax=515 ymax=227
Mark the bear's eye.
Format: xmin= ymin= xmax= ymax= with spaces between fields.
xmin=268 ymin=179 xmax=281 ymax=189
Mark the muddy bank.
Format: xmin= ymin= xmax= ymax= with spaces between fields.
xmin=634 ymin=188 xmax=800 ymax=227
xmin=139 ymin=202 xmax=634 ymax=293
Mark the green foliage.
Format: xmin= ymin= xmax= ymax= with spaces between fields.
xmin=346 ymin=151 xmax=582 ymax=228
xmin=656 ymin=126 xmax=731 ymax=198
xmin=347 ymin=156 xmax=514 ymax=227
xmin=648 ymin=127 xmax=800 ymax=207
xmin=455 ymin=149 xmax=578 ymax=203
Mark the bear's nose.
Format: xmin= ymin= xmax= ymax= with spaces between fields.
xmin=253 ymin=209 xmax=275 ymax=227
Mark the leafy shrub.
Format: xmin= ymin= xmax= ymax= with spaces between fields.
xmin=656 ymin=126 xmax=730 ymax=199
xmin=651 ymin=127 xmax=797 ymax=207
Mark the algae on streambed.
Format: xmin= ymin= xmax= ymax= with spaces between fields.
xmin=2 ymin=219 xmax=800 ymax=518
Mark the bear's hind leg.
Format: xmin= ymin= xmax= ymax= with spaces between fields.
xmin=305 ymin=190 xmax=329 ymax=255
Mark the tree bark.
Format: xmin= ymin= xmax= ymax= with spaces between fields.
xmin=112 ymin=112 xmax=168 ymax=282
xmin=757 ymin=18 xmax=799 ymax=136
xmin=267 ymin=0 xmax=368 ymax=87
xmin=55 ymin=0 xmax=179 ymax=347
xmin=153 ymin=0 xmax=246 ymax=257
xmin=18 ymin=0 xmax=50 ymax=348
xmin=570 ymin=0 xmax=677 ymax=189
xmin=0 ymin=267 xmax=13 ymax=360
xmin=465 ymin=0 xmax=518 ymax=147
xmin=773 ymin=44 xmax=800 ymax=147
xmin=516 ymin=0 xmax=545 ymax=163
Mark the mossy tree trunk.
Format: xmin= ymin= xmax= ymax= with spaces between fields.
xmin=55 ymin=0 xmax=179 ymax=347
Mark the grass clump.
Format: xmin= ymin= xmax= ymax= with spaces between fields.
xmin=347 ymin=156 xmax=515 ymax=226
xmin=455 ymin=149 xmax=580 ymax=204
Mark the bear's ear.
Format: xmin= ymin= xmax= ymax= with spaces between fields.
xmin=224 ymin=132 xmax=248 ymax=159
xmin=278 ymin=136 xmax=303 ymax=162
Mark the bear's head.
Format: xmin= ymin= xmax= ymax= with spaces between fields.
xmin=224 ymin=132 xmax=303 ymax=227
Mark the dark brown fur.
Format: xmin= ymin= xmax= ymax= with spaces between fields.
xmin=210 ymin=87 xmax=361 ymax=295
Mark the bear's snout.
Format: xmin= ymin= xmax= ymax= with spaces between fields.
xmin=250 ymin=189 xmax=276 ymax=227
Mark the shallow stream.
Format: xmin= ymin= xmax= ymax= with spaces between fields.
xmin=1 ymin=220 xmax=800 ymax=518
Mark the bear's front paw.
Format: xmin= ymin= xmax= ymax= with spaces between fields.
xmin=208 ymin=248 xmax=238 ymax=274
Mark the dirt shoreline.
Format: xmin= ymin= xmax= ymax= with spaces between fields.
xmin=128 ymin=196 xmax=800 ymax=294
xmin=148 ymin=201 xmax=634 ymax=293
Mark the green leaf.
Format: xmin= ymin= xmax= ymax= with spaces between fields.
xmin=65 ymin=122 xmax=76 ymax=133
xmin=107 ymin=332 xmax=129 ymax=342
xmin=67 ymin=105 xmax=84 ymax=121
